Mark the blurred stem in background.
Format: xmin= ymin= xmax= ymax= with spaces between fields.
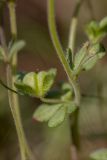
xmin=0 ymin=1 xmax=33 ymax=160
xmin=68 ymin=0 xmax=84 ymax=60
xmin=87 ymin=0 xmax=95 ymax=20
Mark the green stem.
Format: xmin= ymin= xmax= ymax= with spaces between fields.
xmin=7 ymin=2 xmax=33 ymax=160
xmin=68 ymin=17 xmax=78 ymax=60
xmin=6 ymin=65 xmax=33 ymax=160
xmin=48 ymin=0 xmax=80 ymax=107
xmin=40 ymin=97 xmax=70 ymax=104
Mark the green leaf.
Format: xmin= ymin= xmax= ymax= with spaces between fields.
xmin=61 ymin=82 xmax=73 ymax=101
xmin=85 ymin=21 xmax=99 ymax=43
xmin=48 ymin=106 xmax=67 ymax=127
xmin=61 ymin=82 xmax=73 ymax=92
xmin=14 ymin=69 xmax=57 ymax=98
xmin=86 ymin=17 xmax=107 ymax=43
xmin=23 ymin=72 xmax=39 ymax=96
xmin=66 ymin=102 xmax=77 ymax=114
xmin=14 ymin=83 xmax=36 ymax=96
xmin=82 ymin=43 xmax=106 ymax=70
xmin=9 ymin=40 xmax=26 ymax=60
xmin=66 ymin=48 xmax=73 ymax=69
xmin=90 ymin=149 xmax=107 ymax=160
xmin=74 ymin=42 xmax=89 ymax=71
xmin=14 ymin=72 xmax=36 ymax=96
xmin=33 ymin=103 xmax=62 ymax=122
xmin=61 ymin=91 xmax=72 ymax=101
xmin=73 ymin=43 xmax=106 ymax=74
xmin=100 ymin=17 xmax=107 ymax=30
xmin=37 ymin=69 xmax=57 ymax=97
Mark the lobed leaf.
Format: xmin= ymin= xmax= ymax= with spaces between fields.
xmin=33 ymin=98 xmax=77 ymax=127
xmin=66 ymin=102 xmax=77 ymax=114
xmin=14 ymin=83 xmax=36 ymax=96
xmin=48 ymin=106 xmax=67 ymax=127
xmin=73 ymin=43 xmax=106 ymax=74
xmin=74 ymin=42 xmax=89 ymax=71
xmin=82 ymin=43 xmax=106 ymax=70
xmin=15 ymin=68 xmax=57 ymax=98
xmin=86 ymin=17 xmax=107 ymax=43
xmin=33 ymin=103 xmax=62 ymax=122
xmin=37 ymin=69 xmax=56 ymax=97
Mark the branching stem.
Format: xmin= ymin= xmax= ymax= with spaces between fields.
xmin=48 ymin=0 xmax=80 ymax=107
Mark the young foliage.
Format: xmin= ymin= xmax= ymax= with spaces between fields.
xmin=32 ymin=80 xmax=77 ymax=128
xmin=33 ymin=102 xmax=77 ymax=127
xmin=47 ymin=81 xmax=73 ymax=101
xmin=73 ymin=42 xmax=106 ymax=75
xmin=48 ymin=106 xmax=67 ymax=127
xmin=33 ymin=103 xmax=62 ymax=122
xmin=8 ymin=40 xmax=26 ymax=61
xmin=86 ymin=17 xmax=107 ymax=43
xmin=15 ymin=69 xmax=57 ymax=98
xmin=90 ymin=149 xmax=107 ymax=160
xmin=66 ymin=48 xmax=73 ymax=69
xmin=0 ymin=40 xmax=25 ymax=63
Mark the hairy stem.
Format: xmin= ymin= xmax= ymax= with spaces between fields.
xmin=7 ymin=1 xmax=33 ymax=160
xmin=48 ymin=0 xmax=80 ymax=107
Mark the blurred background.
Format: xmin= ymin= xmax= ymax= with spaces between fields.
xmin=0 ymin=0 xmax=107 ymax=160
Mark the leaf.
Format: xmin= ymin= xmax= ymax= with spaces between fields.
xmin=14 ymin=83 xmax=36 ymax=96
xmin=14 ymin=69 xmax=56 ymax=98
xmin=48 ymin=106 xmax=67 ymax=127
xmin=73 ymin=43 xmax=106 ymax=73
xmin=82 ymin=43 xmax=106 ymax=70
xmin=61 ymin=91 xmax=72 ymax=101
xmin=33 ymin=103 xmax=62 ymax=122
xmin=86 ymin=17 xmax=107 ymax=43
xmin=100 ymin=17 xmax=107 ymax=30
xmin=85 ymin=21 xmax=99 ymax=43
xmin=74 ymin=42 xmax=89 ymax=71
xmin=14 ymin=72 xmax=37 ymax=96
xmin=66 ymin=48 xmax=73 ymax=69
xmin=66 ymin=102 xmax=77 ymax=114
xmin=9 ymin=40 xmax=26 ymax=60
xmin=61 ymin=82 xmax=73 ymax=92
xmin=90 ymin=149 xmax=107 ymax=160
xmin=37 ymin=69 xmax=57 ymax=97
xmin=23 ymin=72 xmax=38 ymax=95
